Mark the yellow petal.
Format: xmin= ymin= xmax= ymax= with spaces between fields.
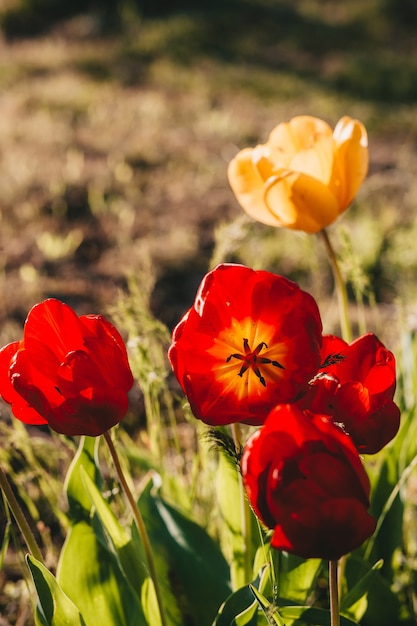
xmin=252 ymin=144 xmax=275 ymax=180
xmin=330 ymin=116 xmax=369 ymax=210
xmin=228 ymin=148 xmax=284 ymax=226
xmin=263 ymin=169 xmax=339 ymax=233
xmin=290 ymin=135 xmax=334 ymax=184
xmin=268 ymin=116 xmax=333 ymax=169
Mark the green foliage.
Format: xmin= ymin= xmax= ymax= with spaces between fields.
xmin=214 ymin=556 xmax=362 ymax=626
xmin=26 ymin=555 xmax=86 ymax=626
xmin=137 ymin=473 xmax=232 ymax=625
xmin=24 ymin=434 xmax=232 ymax=626
xmin=340 ymin=558 xmax=383 ymax=622
xmin=216 ymin=451 xmax=260 ymax=590
xmin=214 ymin=565 xmax=273 ymax=626
xmin=56 ymin=436 xmax=148 ymax=626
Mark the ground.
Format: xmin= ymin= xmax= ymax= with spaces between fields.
xmin=1 ymin=1 xmax=417 ymax=345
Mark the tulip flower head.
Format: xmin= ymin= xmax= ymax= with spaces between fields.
xmin=241 ymin=404 xmax=376 ymax=560
xmin=228 ymin=115 xmax=368 ymax=233
xmin=309 ymin=333 xmax=400 ymax=454
xmin=0 ymin=299 xmax=134 ymax=436
xmin=168 ymin=263 xmax=322 ymax=426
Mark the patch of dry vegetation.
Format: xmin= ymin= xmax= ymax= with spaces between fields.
xmin=0 ymin=1 xmax=416 ymax=342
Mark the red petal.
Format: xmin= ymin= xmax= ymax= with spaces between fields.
xmin=47 ymin=386 xmax=129 ymax=436
xmin=0 ymin=342 xmax=48 ymax=425
xmin=23 ymin=299 xmax=85 ymax=380
xmin=271 ymin=498 xmax=376 ymax=560
xmin=79 ymin=317 xmax=134 ymax=392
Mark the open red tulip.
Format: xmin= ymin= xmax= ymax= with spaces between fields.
xmin=168 ymin=263 xmax=322 ymax=426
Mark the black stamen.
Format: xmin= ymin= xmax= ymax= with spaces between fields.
xmin=320 ymin=352 xmax=345 ymax=368
xmin=226 ymin=337 xmax=284 ymax=387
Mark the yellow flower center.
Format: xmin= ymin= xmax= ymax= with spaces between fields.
xmin=208 ymin=317 xmax=288 ymax=399
xmin=226 ymin=338 xmax=284 ymax=387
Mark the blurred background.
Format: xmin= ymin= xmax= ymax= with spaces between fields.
xmin=1 ymin=0 xmax=417 ymax=623
xmin=1 ymin=0 xmax=417 ymax=342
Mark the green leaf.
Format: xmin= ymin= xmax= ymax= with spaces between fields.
xmin=58 ymin=435 xmax=147 ymax=626
xmin=64 ymin=436 xmax=101 ymax=521
xmin=214 ymin=562 xmax=361 ymax=626
xmin=279 ymin=605 xmax=360 ymax=626
xmin=80 ymin=466 xmax=149 ymax=594
xmin=26 ymin=555 xmax=86 ymax=626
xmin=250 ymin=585 xmax=286 ymax=625
xmin=343 ymin=553 xmax=401 ymax=626
xmin=358 ymin=406 xmax=417 ymax=625
xmin=234 ymin=603 xmax=263 ymax=626
xmin=57 ymin=519 xmax=145 ymax=626
xmin=80 ymin=467 xmax=161 ymax=626
xmin=141 ymin=577 xmax=163 ymax=626
xmin=216 ymin=452 xmax=261 ymax=589
xmin=271 ymin=550 xmax=322 ymax=605
xmin=214 ymin=565 xmax=270 ymax=626
xmin=340 ymin=557 xmax=383 ymax=621
xmin=366 ymin=406 xmax=417 ymax=569
xmin=214 ymin=582 xmax=259 ymax=626
xmin=137 ymin=473 xmax=232 ymax=626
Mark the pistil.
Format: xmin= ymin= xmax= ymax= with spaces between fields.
xmin=227 ymin=338 xmax=284 ymax=387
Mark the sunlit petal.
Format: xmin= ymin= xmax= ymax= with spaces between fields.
xmin=331 ymin=116 xmax=369 ymax=209
xmin=228 ymin=148 xmax=283 ymax=226
xmin=264 ymin=170 xmax=339 ymax=233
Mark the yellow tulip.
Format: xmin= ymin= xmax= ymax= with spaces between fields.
xmin=227 ymin=115 xmax=369 ymax=234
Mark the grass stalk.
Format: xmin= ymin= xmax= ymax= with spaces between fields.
xmin=0 ymin=466 xmax=43 ymax=563
xmin=319 ymin=229 xmax=352 ymax=343
xmin=103 ymin=430 xmax=168 ymax=626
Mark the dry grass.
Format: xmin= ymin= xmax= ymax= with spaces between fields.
xmin=0 ymin=2 xmax=416 ymax=343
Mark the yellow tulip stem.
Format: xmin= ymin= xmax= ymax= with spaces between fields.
xmin=231 ymin=422 xmax=252 ymax=585
xmin=0 ymin=465 xmax=44 ymax=563
xmin=329 ymin=559 xmax=340 ymax=626
xmin=103 ymin=430 xmax=168 ymax=626
xmin=319 ymin=229 xmax=352 ymax=343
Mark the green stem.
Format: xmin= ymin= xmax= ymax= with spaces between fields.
xmin=103 ymin=431 xmax=168 ymax=626
xmin=329 ymin=559 xmax=340 ymax=626
xmin=338 ymin=554 xmax=347 ymax=600
xmin=319 ymin=229 xmax=352 ymax=343
xmin=0 ymin=465 xmax=43 ymax=563
xmin=231 ymin=422 xmax=252 ymax=585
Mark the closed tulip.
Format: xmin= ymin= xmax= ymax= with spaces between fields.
xmin=241 ymin=404 xmax=376 ymax=560
xmin=309 ymin=333 xmax=400 ymax=454
xmin=228 ymin=115 xmax=368 ymax=233
xmin=0 ymin=299 xmax=134 ymax=436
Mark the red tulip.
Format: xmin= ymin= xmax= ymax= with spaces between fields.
xmin=309 ymin=333 xmax=400 ymax=454
xmin=168 ymin=263 xmax=322 ymax=426
xmin=241 ymin=404 xmax=376 ymax=560
xmin=0 ymin=299 xmax=134 ymax=436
